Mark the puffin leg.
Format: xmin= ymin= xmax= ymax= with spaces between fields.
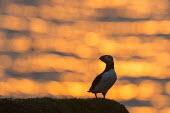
xmin=95 ymin=93 xmax=97 ymax=98
xmin=102 ymin=92 xmax=106 ymax=99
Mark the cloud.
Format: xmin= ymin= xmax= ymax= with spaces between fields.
xmin=85 ymin=0 xmax=169 ymax=19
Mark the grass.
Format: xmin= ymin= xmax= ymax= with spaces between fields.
xmin=0 ymin=97 xmax=129 ymax=113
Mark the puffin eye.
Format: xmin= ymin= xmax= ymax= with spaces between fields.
xmin=108 ymin=56 xmax=112 ymax=59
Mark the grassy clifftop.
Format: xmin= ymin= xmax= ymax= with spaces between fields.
xmin=0 ymin=97 xmax=129 ymax=113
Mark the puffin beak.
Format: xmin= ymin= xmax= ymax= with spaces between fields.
xmin=99 ymin=56 xmax=105 ymax=62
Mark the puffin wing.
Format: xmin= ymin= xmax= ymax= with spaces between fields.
xmin=88 ymin=74 xmax=102 ymax=92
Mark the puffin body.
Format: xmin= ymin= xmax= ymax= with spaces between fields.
xmin=94 ymin=69 xmax=117 ymax=93
xmin=88 ymin=55 xmax=117 ymax=98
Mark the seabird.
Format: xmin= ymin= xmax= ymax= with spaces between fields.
xmin=88 ymin=55 xmax=117 ymax=98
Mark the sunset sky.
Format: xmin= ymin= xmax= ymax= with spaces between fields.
xmin=0 ymin=0 xmax=170 ymax=113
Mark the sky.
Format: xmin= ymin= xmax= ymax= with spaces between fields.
xmin=0 ymin=0 xmax=170 ymax=113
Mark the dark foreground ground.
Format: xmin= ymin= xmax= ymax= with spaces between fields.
xmin=0 ymin=97 xmax=129 ymax=113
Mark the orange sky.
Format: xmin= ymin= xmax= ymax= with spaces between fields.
xmin=0 ymin=0 xmax=170 ymax=113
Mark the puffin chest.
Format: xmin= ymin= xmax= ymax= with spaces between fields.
xmin=102 ymin=69 xmax=116 ymax=80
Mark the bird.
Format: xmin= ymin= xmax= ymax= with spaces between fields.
xmin=88 ymin=55 xmax=117 ymax=99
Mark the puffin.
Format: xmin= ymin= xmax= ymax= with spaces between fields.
xmin=88 ymin=55 xmax=117 ymax=98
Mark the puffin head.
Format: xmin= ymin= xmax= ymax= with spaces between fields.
xmin=99 ymin=55 xmax=114 ymax=65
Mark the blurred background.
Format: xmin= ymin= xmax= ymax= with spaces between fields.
xmin=0 ymin=0 xmax=170 ymax=113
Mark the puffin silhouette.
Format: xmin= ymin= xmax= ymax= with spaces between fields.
xmin=88 ymin=55 xmax=117 ymax=98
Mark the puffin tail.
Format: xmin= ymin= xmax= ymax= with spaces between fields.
xmin=88 ymin=86 xmax=94 ymax=92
